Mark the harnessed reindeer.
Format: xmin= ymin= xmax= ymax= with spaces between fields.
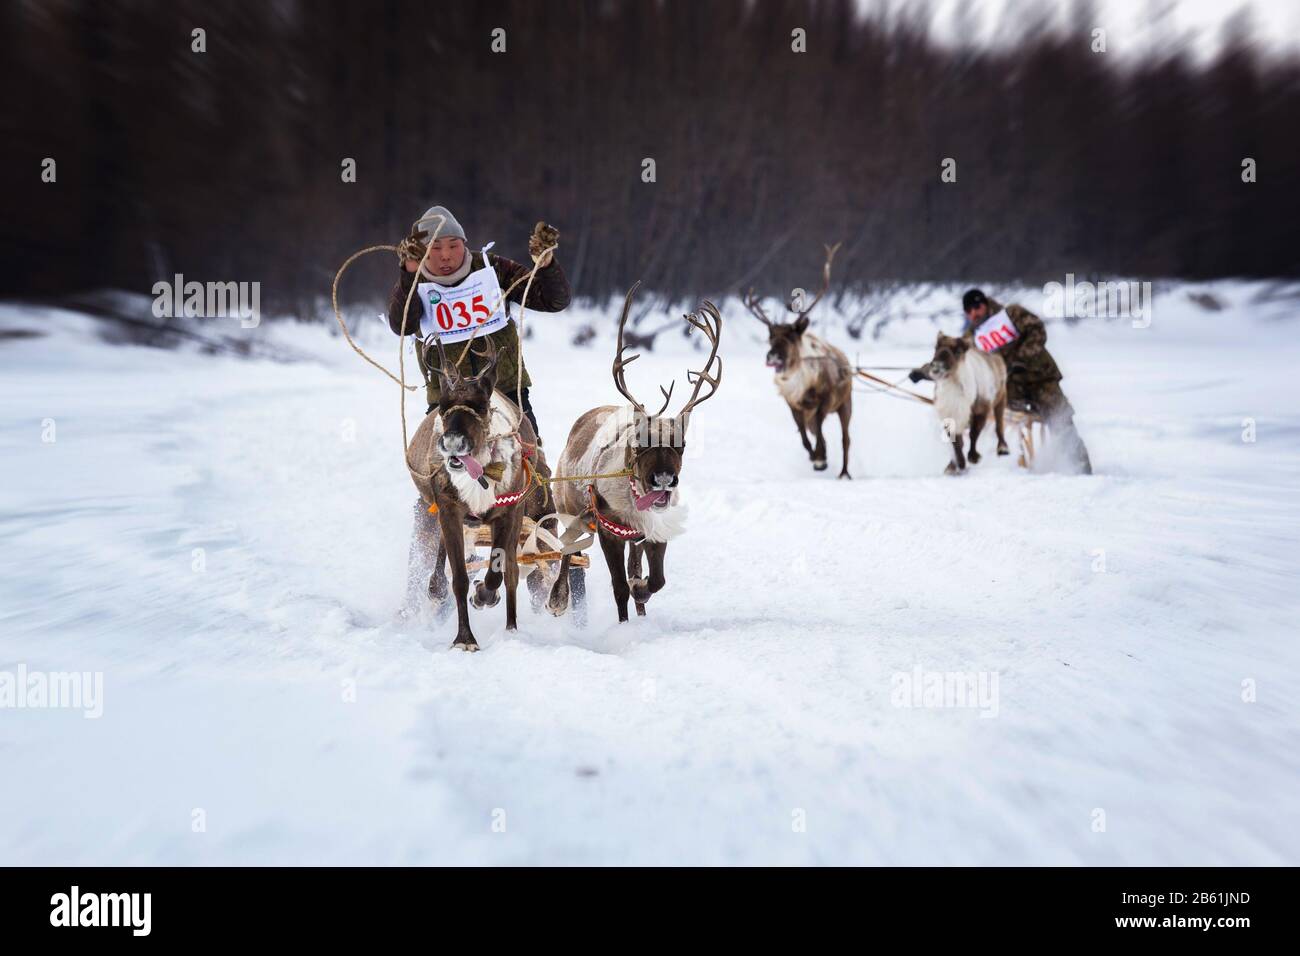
xmin=405 ymin=337 xmax=550 ymax=651
xmin=546 ymin=282 xmax=722 ymax=622
xmin=744 ymin=242 xmax=853 ymax=478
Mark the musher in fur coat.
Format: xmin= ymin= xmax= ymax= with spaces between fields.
xmin=387 ymin=205 xmax=571 ymax=436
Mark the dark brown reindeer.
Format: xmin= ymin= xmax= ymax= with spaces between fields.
xmin=405 ymin=338 xmax=550 ymax=651
xmin=744 ymin=242 xmax=854 ymax=478
xmin=546 ymin=283 xmax=722 ymax=622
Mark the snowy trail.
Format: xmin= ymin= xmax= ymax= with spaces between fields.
xmin=2 ymin=285 xmax=1298 ymax=865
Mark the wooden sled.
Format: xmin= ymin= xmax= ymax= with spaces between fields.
xmin=460 ymin=514 xmax=591 ymax=621
xmin=1005 ymin=408 xmax=1049 ymax=469
xmin=462 ymin=515 xmax=591 ymax=573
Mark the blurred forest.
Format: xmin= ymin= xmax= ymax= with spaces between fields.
xmin=3 ymin=0 xmax=1298 ymax=317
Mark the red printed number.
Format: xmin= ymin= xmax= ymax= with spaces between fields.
xmin=436 ymin=295 xmax=493 ymax=333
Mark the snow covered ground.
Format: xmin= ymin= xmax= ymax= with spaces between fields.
xmin=2 ymin=281 xmax=1298 ymax=865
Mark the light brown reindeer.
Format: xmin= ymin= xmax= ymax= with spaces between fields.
xmin=744 ymin=242 xmax=853 ymax=478
xmin=546 ymin=283 xmax=722 ymax=622
xmin=405 ymin=338 xmax=550 ymax=651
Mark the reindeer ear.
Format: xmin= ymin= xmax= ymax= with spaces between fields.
xmin=794 ymin=315 xmax=810 ymax=334
xmin=936 ymin=331 xmax=946 ymax=345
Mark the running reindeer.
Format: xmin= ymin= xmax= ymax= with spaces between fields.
xmin=744 ymin=242 xmax=853 ymax=478
xmin=546 ymin=283 xmax=722 ymax=622
xmin=924 ymin=332 xmax=1008 ymax=475
xmin=405 ymin=337 xmax=551 ymax=651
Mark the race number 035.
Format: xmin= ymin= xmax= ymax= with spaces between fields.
xmin=435 ymin=294 xmax=493 ymax=331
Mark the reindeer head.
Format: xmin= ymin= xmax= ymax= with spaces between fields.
xmin=928 ymin=332 xmax=969 ymax=380
xmin=612 ymin=282 xmax=723 ymax=511
xmin=432 ymin=336 xmax=499 ymax=475
xmin=745 ymin=242 xmax=840 ymax=374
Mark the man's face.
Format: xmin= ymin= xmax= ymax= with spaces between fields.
xmin=965 ymin=302 xmax=989 ymax=325
xmin=425 ymin=237 xmax=466 ymax=276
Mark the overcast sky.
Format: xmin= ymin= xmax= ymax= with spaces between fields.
xmin=912 ymin=0 xmax=1300 ymax=60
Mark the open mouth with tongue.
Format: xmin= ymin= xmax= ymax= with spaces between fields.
xmin=766 ymin=355 xmax=785 ymax=372
xmin=633 ymin=486 xmax=672 ymax=512
xmin=447 ymin=453 xmax=488 ymax=486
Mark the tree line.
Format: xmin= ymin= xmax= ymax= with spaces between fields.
xmin=3 ymin=0 xmax=1297 ymax=319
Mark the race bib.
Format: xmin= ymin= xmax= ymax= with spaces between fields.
xmin=418 ymin=254 xmax=509 ymax=343
xmin=973 ymin=310 xmax=1019 ymax=352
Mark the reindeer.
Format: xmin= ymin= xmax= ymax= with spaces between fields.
xmin=405 ymin=338 xmax=550 ymax=651
xmin=925 ymin=332 xmax=1009 ymax=475
xmin=545 ymin=282 xmax=722 ymax=622
xmin=744 ymin=243 xmax=853 ymax=478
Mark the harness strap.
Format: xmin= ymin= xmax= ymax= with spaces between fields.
xmin=587 ymin=484 xmax=644 ymax=541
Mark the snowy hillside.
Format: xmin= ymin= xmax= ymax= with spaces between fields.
xmin=1 ymin=282 xmax=1298 ymax=865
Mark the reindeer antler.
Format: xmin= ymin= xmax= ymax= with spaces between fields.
xmin=678 ymin=300 xmax=723 ymax=419
xmin=613 ymin=281 xmax=676 ymax=417
xmin=432 ymin=335 xmax=460 ymax=385
xmin=794 ymin=241 xmax=842 ymax=316
xmin=430 ymin=333 xmax=497 ymax=385
xmin=743 ymin=287 xmax=774 ymax=327
xmin=464 ymin=336 xmax=498 ymax=381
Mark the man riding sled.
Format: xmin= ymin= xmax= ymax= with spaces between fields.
xmin=911 ymin=288 xmax=1093 ymax=473
xmin=387 ymin=204 xmax=571 ymax=436
xmin=390 ymin=205 xmax=572 ymax=618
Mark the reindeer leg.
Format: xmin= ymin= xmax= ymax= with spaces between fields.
xmin=503 ymin=509 xmax=521 ymax=631
xmin=836 ymin=401 xmax=852 ymax=479
xmin=598 ymin=534 xmax=632 ymax=623
xmin=627 ymin=542 xmax=649 ymax=616
xmin=810 ymin=410 xmax=829 ymax=472
xmin=405 ymin=498 xmax=445 ymax=614
xmin=473 ymin=517 xmax=509 ymax=609
xmin=547 ymin=552 xmax=573 ymax=616
xmin=429 ymin=533 xmax=450 ymax=619
xmin=790 ymin=405 xmax=813 ymax=458
xmin=645 ymin=542 xmax=667 ymax=598
xmin=945 ymin=436 xmax=967 ymax=475
xmin=435 ymin=506 xmax=478 ymax=651
xmin=994 ymin=394 xmax=1009 ymax=456
xmin=968 ymin=407 xmax=987 ymax=464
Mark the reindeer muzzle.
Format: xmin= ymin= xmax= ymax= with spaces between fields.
xmin=447 ymin=452 xmax=501 ymax=489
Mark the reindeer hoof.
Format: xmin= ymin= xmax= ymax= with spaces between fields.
xmin=629 ymin=577 xmax=651 ymax=605
xmin=812 ymin=459 xmax=828 ymax=472
xmin=546 ymin=590 xmax=569 ymax=616
xmin=838 ymin=471 xmax=852 ymax=480
xmin=944 ymin=462 xmax=963 ymax=476
xmin=472 ymin=582 xmax=500 ymax=609
xmin=635 ymin=603 xmax=647 ymax=617
xmin=997 ymin=444 xmax=1010 ymax=456
xmin=451 ymin=637 xmax=480 ymax=653
xmin=526 ymin=569 xmax=547 ymax=611
xmin=968 ymin=450 xmax=981 ymax=464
